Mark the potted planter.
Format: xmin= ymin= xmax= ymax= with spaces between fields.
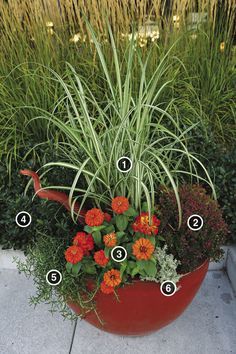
xmin=68 ymin=260 xmax=209 ymax=336
xmin=18 ymin=171 xmax=227 ymax=337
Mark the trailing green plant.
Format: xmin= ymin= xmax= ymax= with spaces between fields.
xmin=16 ymin=234 xmax=85 ymax=320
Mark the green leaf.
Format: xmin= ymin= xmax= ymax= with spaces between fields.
xmin=92 ymin=225 xmax=106 ymax=232
xmin=141 ymin=202 xmax=149 ymax=212
xmin=66 ymin=262 xmax=73 ymax=273
xmin=150 ymin=255 xmax=156 ymax=263
xmin=149 ymin=236 xmax=156 ymax=246
xmin=72 ymin=262 xmax=82 ymax=275
xmin=131 ymin=266 xmax=140 ymax=277
xmin=116 ymin=214 xmax=129 ymax=231
xmin=127 ymin=260 xmax=136 ymax=270
xmin=83 ymin=264 xmax=97 ymax=274
xmin=84 ymin=225 xmax=92 ymax=233
xmin=103 ymin=224 xmax=115 ymax=234
xmin=92 ymin=231 xmax=102 ymax=246
xmin=126 ymin=243 xmax=133 ymax=255
xmin=134 ymin=232 xmax=143 ymax=238
xmin=137 ymin=260 xmax=147 ymax=270
xmin=120 ymin=262 xmax=127 ymax=277
xmin=158 ymin=235 xmax=165 ymax=241
xmin=104 ymin=246 xmax=110 ymax=258
xmin=116 ymin=231 xmax=125 ymax=240
xmin=123 ymin=207 xmax=137 ymax=217
xmin=143 ymin=261 xmax=157 ymax=277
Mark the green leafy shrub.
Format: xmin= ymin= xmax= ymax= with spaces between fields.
xmin=0 ymin=149 xmax=82 ymax=251
xmin=208 ymin=147 xmax=236 ymax=243
xmin=158 ymin=184 xmax=229 ymax=273
xmin=0 ymin=181 xmax=79 ymax=252
xmin=187 ymin=131 xmax=236 ymax=243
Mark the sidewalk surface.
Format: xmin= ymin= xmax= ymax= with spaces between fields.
xmin=0 ymin=269 xmax=235 ymax=354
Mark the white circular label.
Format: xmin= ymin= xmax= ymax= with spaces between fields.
xmin=15 ymin=211 xmax=32 ymax=228
xmin=116 ymin=157 xmax=133 ymax=173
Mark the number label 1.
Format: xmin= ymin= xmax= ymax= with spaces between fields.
xmin=116 ymin=157 xmax=132 ymax=173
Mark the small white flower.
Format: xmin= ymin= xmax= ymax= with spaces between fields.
xmin=220 ymin=42 xmax=225 ymax=52
xmin=190 ymin=33 xmax=197 ymax=40
xmin=173 ymin=15 xmax=180 ymax=29
xmin=46 ymin=21 xmax=53 ymax=28
xmin=70 ymin=33 xmax=81 ymax=43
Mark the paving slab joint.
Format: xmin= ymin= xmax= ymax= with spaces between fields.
xmin=226 ymin=245 xmax=236 ymax=295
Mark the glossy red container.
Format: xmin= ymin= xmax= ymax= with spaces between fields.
xmin=68 ymin=260 xmax=209 ymax=336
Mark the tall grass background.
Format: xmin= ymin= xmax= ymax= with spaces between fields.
xmin=0 ymin=0 xmax=235 ymax=172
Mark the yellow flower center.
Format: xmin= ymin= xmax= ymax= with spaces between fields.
xmin=140 ymin=216 xmax=149 ymax=225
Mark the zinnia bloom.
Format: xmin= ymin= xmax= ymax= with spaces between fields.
xmin=132 ymin=212 xmax=160 ymax=236
xmin=85 ymin=208 xmax=105 ymax=227
xmin=100 ymin=281 xmax=114 ymax=294
xmin=104 ymin=269 xmax=122 ymax=287
xmin=104 ymin=212 xmax=112 ymax=222
xmin=132 ymin=238 xmax=154 ymax=260
xmin=111 ymin=196 xmax=129 ymax=214
xmin=103 ymin=232 xmax=117 ymax=248
xmin=73 ymin=232 xmax=94 ymax=255
xmin=94 ymin=250 xmax=109 ymax=266
xmin=65 ymin=245 xmax=83 ymax=264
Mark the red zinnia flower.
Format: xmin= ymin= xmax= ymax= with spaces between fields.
xmin=104 ymin=212 xmax=112 ymax=222
xmin=65 ymin=245 xmax=83 ymax=264
xmin=94 ymin=250 xmax=109 ymax=266
xmin=111 ymin=196 xmax=129 ymax=214
xmin=100 ymin=281 xmax=114 ymax=294
xmin=132 ymin=238 xmax=154 ymax=260
xmin=85 ymin=208 xmax=105 ymax=227
xmin=73 ymin=232 xmax=94 ymax=255
xmin=132 ymin=212 xmax=160 ymax=236
xmin=104 ymin=269 xmax=122 ymax=287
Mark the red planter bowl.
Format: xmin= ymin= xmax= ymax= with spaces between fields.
xmin=68 ymin=260 xmax=209 ymax=336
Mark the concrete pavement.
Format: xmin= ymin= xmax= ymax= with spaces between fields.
xmin=0 ymin=269 xmax=235 ymax=354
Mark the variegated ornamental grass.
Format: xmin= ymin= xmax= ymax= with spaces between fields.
xmin=29 ymin=23 xmax=215 ymax=225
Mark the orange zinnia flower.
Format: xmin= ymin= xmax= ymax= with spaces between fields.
xmin=104 ymin=269 xmax=122 ymax=287
xmin=85 ymin=208 xmax=105 ymax=227
xmin=132 ymin=238 xmax=154 ymax=260
xmin=103 ymin=232 xmax=117 ymax=247
xmin=111 ymin=196 xmax=129 ymax=214
xmin=73 ymin=232 xmax=94 ymax=254
xmin=65 ymin=245 xmax=83 ymax=264
xmin=94 ymin=250 xmax=109 ymax=266
xmin=100 ymin=281 xmax=114 ymax=294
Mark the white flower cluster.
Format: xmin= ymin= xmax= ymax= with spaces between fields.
xmin=121 ymin=22 xmax=159 ymax=47
xmin=141 ymin=245 xmax=181 ymax=284
xmin=70 ymin=33 xmax=87 ymax=43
